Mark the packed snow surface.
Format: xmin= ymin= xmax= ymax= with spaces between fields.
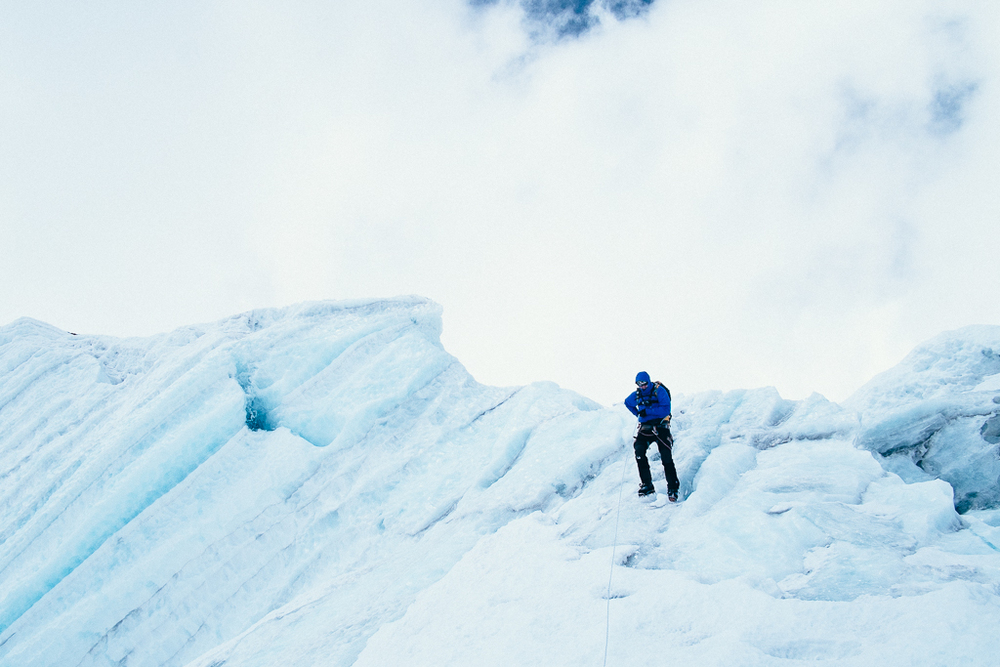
xmin=1 ymin=299 xmax=999 ymax=666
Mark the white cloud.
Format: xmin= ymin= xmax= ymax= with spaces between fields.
xmin=1 ymin=0 xmax=998 ymax=405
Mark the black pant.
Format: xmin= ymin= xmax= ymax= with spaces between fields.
xmin=634 ymin=422 xmax=678 ymax=493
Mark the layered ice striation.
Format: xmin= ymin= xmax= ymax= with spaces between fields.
xmin=0 ymin=298 xmax=615 ymax=666
xmin=1 ymin=303 xmax=999 ymax=667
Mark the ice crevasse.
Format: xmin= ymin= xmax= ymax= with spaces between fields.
xmin=0 ymin=297 xmax=998 ymax=667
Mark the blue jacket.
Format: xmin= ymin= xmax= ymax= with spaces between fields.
xmin=625 ymin=382 xmax=671 ymax=423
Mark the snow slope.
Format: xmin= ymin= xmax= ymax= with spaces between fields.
xmin=1 ymin=301 xmax=999 ymax=666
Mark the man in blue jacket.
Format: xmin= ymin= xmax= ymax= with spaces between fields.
xmin=625 ymin=371 xmax=679 ymax=500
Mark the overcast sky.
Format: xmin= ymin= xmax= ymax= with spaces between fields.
xmin=2 ymin=0 xmax=998 ymax=406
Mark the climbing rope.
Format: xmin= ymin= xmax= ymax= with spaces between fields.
xmin=603 ymin=439 xmax=632 ymax=667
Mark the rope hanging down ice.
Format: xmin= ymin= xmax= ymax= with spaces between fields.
xmin=603 ymin=440 xmax=632 ymax=667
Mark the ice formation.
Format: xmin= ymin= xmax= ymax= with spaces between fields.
xmin=1 ymin=299 xmax=998 ymax=666
xmin=845 ymin=326 xmax=1000 ymax=512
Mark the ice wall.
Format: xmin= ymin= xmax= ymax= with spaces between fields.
xmin=0 ymin=299 xmax=620 ymax=666
xmin=2 ymin=304 xmax=999 ymax=667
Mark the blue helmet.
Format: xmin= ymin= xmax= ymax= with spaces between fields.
xmin=635 ymin=371 xmax=650 ymax=386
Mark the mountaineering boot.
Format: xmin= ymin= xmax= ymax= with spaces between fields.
xmin=638 ymin=483 xmax=656 ymax=497
xmin=667 ymin=490 xmax=679 ymax=502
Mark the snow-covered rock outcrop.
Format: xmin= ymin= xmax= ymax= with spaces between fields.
xmin=2 ymin=302 xmax=999 ymax=666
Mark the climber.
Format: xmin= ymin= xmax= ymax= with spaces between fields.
xmin=624 ymin=371 xmax=679 ymax=501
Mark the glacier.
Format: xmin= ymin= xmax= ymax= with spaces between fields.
xmin=1 ymin=298 xmax=999 ymax=666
